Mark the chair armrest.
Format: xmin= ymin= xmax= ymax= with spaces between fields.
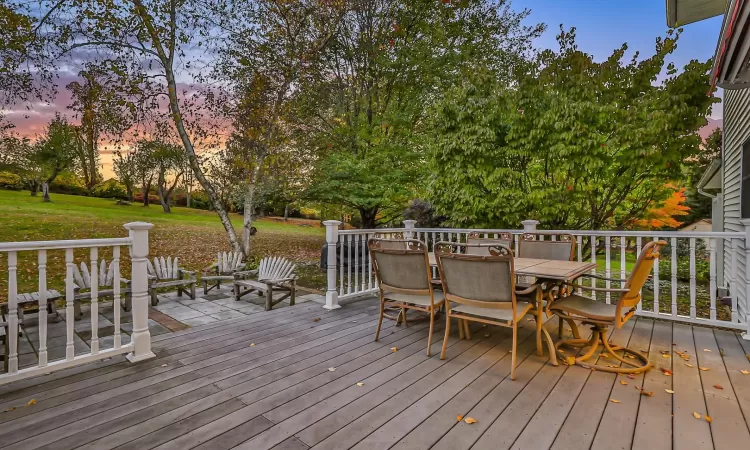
xmin=515 ymin=283 xmax=544 ymax=296
xmin=202 ymin=263 xmax=218 ymax=274
xmin=262 ymin=277 xmax=296 ymax=284
xmin=234 ymin=269 xmax=259 ymax=279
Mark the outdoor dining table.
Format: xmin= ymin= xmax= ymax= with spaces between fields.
xmin=428 ymin=253 xmax=598 ymax=365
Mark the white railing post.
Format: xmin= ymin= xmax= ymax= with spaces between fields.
xmin=741 ymin=219 xmax=750 ymax=339
xmin=323 ymin=220 xmax=342 ymax=310
xmin=521 ymin=219 xmax=539 ymax=233
xmin=403 ymin=220 xmax=417 ymax=239
xmin=124 ymin=222 xmax=156 ymax=362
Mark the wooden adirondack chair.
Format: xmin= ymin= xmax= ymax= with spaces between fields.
xmin=233 ymin=257 xmax=297 ymax=311
xmin=73 ymin=260 xmax=131 ymax=318
xmin=202 ymin=251 xmax=245 ymax=295
xmin=146 ymin=257 xmax=196 ymax=306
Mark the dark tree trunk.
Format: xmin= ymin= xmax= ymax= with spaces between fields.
xmin=142 ymin=182 xmax=151 ymax=207
xmin=284 ymin=204 xmax=289 ymax=221
xmin=30 ymin=180 xmax=39 ymax=196
xmin=359 ymin=207 xmax=379 ymax=229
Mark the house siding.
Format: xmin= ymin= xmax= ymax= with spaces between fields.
xmin=722 ymin=88 xmax=750 ymax=326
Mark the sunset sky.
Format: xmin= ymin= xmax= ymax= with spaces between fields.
xmin=3 ymin=0 xmax=726 ymax=177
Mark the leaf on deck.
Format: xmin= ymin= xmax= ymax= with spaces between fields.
xmin=464 ymin=417 xmax=478 ymax=424
xmin=693 ymin=412 xmax=702 ymax=419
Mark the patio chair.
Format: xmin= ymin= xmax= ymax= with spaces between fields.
xmin=465 ymin=231 xmax=513 ymax=255
xmin=550 ymin=240 xmax=667 ymax=374
xmin=145 ymin=257 xmax=197 ymax=306
xmin=73 ymin=260 xmax=131 ymax=318
xmin=434 ymin=242 xmax=542 ymax=380
xmin=516 ymin=233 xmax=577 ymax=338
xmin=368 ymin=237 xmax=444 ymax=356
xmin=371 ymin=232 xmax=407 ymax=249
xmin=202 ymin=251 xmax=245 ymax=295
xmin=233 ymin=256 xmax=296 ymax=311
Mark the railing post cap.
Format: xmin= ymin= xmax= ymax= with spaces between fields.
xmin=521 ymin=219 xmax=540 ymax=225
xmin=403 ymin=220 xmax=417 ymax=227
xmin=322 ymin=220 xmax=342 ymax=226
xmin=124 ymin=222 xmax=154 ymax=231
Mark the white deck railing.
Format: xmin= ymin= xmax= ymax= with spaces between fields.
xmin=0 ymin=222 xmax=155 ymax=385
xmin=321 ymin=220 xmax=750 ymax=338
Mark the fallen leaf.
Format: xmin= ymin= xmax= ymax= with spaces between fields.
xmin=601 ymin=354 xmax=609 ymax=358
xmin=620 ymin=380 xmax=628 ymax=385
xmin=686 ymin=363 xmax=694 ymax=368
xmin=390 ymin=347 xmax=398 ymax=352
xmin=250 ymin=343 xmax=255 ymax=347
xmin=626 ymin=355 xmax=636 ymax=359
xmin=662 ymin=354 xmax=671 ymax=359
xmin=693 ymin=412 xmax=702 ymax=419
xmin=565 ymin=356 xmax=576 ymax=366
xmin=26 ymin=399 xmax=36 ymax=407
xmin=483 ymin=334 xmax=490 ymax=338
xmin=703 ymin=349 xmax=712 ymax=352
xmin=714 ymin=384 xmax=723 ymax=390
xmin=5 ymin=407 xmax=15 ymax=412
xmin=456 ymin=415 xmax=463 ymax=422
xmin=660 ymin=350 xmax=670 ymax=355
xmin=746 ymin=354 xmax=749 ymax=362
xmin=635 ymin=386 xmax=653 ymax=397
xmin=700 ymin=367 xmax=711 ymax=371
xmin=627 ymin=374 xmax=635 ymax=379
xmin=328 ymin=367 xmax=336 ymax=372
xmin=161 ymin=364 xmax=168 ymax=367
xmin=313 ymin=318 xmax=321 ymax=322
xmin=662 ymin=369 xmax=673 ymax=376
xmin=705 ymin=415 xmax=712 ymax=423
xmin=464 ymin=417 xmax=478 ymax=424
xmin=610 ymin=399 xmax=621 ymax=403
xmin=665 ymin=389 xmax=674 ymax=394
xmin=741 ymin=370 xmax=750 ymax=375
xmin=356 ymin=382 xmax=365 ymax=387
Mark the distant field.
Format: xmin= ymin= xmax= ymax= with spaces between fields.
xmin=0 ymin=190 xmax=326 ymax=297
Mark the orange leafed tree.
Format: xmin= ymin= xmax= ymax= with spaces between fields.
xmin=633 ymin=187 xmax=690 ymax=229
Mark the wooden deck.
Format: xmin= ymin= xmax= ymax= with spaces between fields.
xmin=0 ymin=296 xmax=749 ymax=450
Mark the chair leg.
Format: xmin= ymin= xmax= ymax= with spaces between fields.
xmin=290 ymin=281 xmax=296 ymax=306
xmin=74 ymin=300 xmax=82 ymax=321
xmin=265 ymin=285 xmax=273 ymax=311
xmin=558 ymin=316 xmax=564 ymax=339
xmin=375 ymin=300 xmax=385 ymax=341
xmin=440 ymin=314 xmax=451 ymax=360
xmin=426 ymin=309 xmax=435 ymax=357
xmin=190 ymin=282 xmax=196 ymax=300
xmin=458 ymin=318 xmax=465 ymax=340
xmin=511 ymin=322 xmax=518 ymax=381
xmin=536 ymin=309 xmax=544 ymax=356
xmin=150 ymin=288 xmax=158 ymax=306
xmin=203 ymin=280 xmax=208 ymax=296
xmin=463 ymin=320 xmax=471 ymax=340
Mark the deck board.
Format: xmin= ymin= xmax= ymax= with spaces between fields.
xmin=0 ymin=296 xmax=748 ymax=450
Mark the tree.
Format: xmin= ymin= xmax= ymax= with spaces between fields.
xmin=427 ymin=28 xmax=718 ymax=230
xmin=31 ymin=115 xmax=79 ymax=201
xmin=131 ymin=140 xmax=159 ymax=207
xmin=152 ymin=142 xmax=186 ymax=213
xmin=303 ymin=0 xmax=543 ymax=228
xmin=630 ymin=186 xmax=691 ymax=229
xmin=66 ymin=66 xmax=134 ymax=190
xmin=683 ymin=127 xmax=722 ymax=224
xmin=22 ymin=0 xmax=243 ymax=250
xmin=113 ymin=150 xmax=137 ymax=201
xmin=207 ymin=0 xmax=343 ymax=255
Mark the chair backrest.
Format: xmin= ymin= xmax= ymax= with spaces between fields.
xmin=72 ymin=260 xmax=117 ymax=289
xmin=147 ymin=256 xmax=181 ymax=280
xmin=435 ymin=242 xmax=516 ymax=304
xmin=368 ymin=238 xmax=433 ymax=295
xmin=616 ymin=240 xmax=667 ymax=321
xmin=371 ymin=232 xmax=408 ymax=250
xmin=517 ymin=233 xmax=575 ymax=261
xmin=465 ymin=232 xmax=513 ymax=256
xmin=257 ymin=257 xmax=296 ymax=281
xmin=217 ymin=251 xmax=244 ymax=274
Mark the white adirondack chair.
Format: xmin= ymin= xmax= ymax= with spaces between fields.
xmin=73 ymin=260 xmax=131 ymax=319
xmin=146 ymin=256 xmax=196 ymax=306
xmin=201 ymin=251 xmax=245 ymax=295
xmin=233 ymin=256 xmax=297 ymax=311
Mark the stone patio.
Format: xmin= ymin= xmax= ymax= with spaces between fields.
xmin=2 ymin=285 xmax=325 ymax=372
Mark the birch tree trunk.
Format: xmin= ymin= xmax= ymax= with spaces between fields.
xmin=42 ymin=182 xmax=51 ymax=202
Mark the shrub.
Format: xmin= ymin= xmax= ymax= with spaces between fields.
xmin=92 ymin=179 xmax=128 ymax=199
xmin=0 ymin=171 xmax=23 ymax=190
xmin=49 ymin=172 xmax=89 ymax=196
xmin=189 ymin=191 xmax=211 ymax=210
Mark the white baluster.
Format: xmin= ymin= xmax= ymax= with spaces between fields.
xmin=338 ymin=231 xmax=344 ymax=296
xmin=361 ymin=233 xmax=367 ymax=292
xmin=65 ymin=248 xmax=75 ymax=361
xmin=671 ymin=237 xmax=678 ymax=318
xmin=605 ymin=236 xmax=611 ymax=304
xmin=653 ymin=237 xmax=660 ymax=314
xmin=90 ymin=247 xmax=99 ymax=354
xmin=619 ymin=236 xmax=626 ymax=286
xmin=689 ymin=238 xmax=697 ymax=319
xmin=37 ymin=250 xmax=48 ymax=367
xmin=7 ymin=252 xmax=19 ymax=373
xmin=113 ymin=246 xmax=122 ymax=349
xmin=354 ymin=234 xmax=360 ymax=294
xmin=346 ymin=235 xmax=352 ymax=295
xmin=709 ymin=238 xmax=717 ymax=321
xmin=576 ymin=236 xmax=583 ymax=296
xmin=590 ymin=236 xmax=597 ymax=301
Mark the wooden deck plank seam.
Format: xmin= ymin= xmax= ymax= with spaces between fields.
xmin=716 ymin=330 xmax=750 ymax=435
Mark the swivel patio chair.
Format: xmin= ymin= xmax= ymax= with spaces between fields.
xmin=465 ymin=231 xmax=514 ymax=255
xmin=550 ymin=240 xmax=667 ymax=374
xmin=434 ymin=242 xmax=542 ymax=380
xmin=368 ymin=237 xmax=444 ymax=356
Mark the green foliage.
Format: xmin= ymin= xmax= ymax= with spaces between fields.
xmin=92 ymin=179 xmax=128 ymax=200
xmin=0 ymin=171 xmax=22 ymax=189
xmin=428 ymin=28 xmax=718 ymax=230
xmin=49 ymin=171 xmax=88 ymax=196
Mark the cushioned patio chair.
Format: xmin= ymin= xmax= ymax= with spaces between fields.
xmin=465 ymin=231 xmax=514 ymax=255
xmin=434 ymin=242 xmax=544 ymax=380
xmin=550 ymin=240 xmax=667 ymax=374
xmin=368 ymin=237 xmax=444 ymax=356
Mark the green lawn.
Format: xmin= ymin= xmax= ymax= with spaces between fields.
xmin=0 ymin=189 xmax=326 ymax=297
